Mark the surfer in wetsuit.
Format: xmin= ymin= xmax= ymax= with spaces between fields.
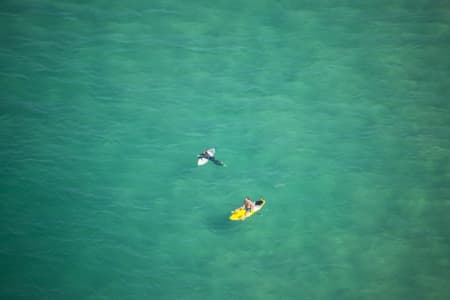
xmin=197 ymin=149 xmax=225 ymax=166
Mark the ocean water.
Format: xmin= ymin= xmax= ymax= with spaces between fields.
xmin=1 ymin=1 xmax=449 ymax=299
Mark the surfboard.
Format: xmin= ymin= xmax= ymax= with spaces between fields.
xmin=197 ymin=158 xmax=209 ymax=166
xmin=229 ymin=199 xmax=265 ymax=221
xmin=206 ymin=148 xmax=215 ymax=156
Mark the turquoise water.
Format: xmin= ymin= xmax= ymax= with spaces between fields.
xmin=1 ymin=1 xmax=449 ymax=299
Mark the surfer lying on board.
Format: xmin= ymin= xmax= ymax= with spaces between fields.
xmin=197 ymin=149 xmax=225 ymax=166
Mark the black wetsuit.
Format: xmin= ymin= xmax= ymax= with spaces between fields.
xmin=197 ymin=152 xmax=224 ymax=166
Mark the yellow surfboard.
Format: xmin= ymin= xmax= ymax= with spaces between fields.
xmin=229 ymin=199 xmax=265 ymax=221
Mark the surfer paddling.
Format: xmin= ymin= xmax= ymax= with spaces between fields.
xmin=197 ymin=148 xmax=225 ymax=167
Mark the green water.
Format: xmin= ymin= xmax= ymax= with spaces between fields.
xmin=1 ymin=1 xmax=449 ymax=299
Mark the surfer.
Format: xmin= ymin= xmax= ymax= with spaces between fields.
xmin=243 ymin=196 xmax=255 ymax=214
xmin=197 ymin=148 xmax=225 ymax=166
xmin=197 ymin=150 xmax=211 ymax=159
xmin=229 ymin=197 xmax=265 ymax=221
xmin=232 ymin=196 xmax=255 ymax=215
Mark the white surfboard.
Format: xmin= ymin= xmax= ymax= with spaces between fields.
xmin=206 ymin=148 xmax=215 ymax=156
xmin=197 ymin=158 xmax=209 ymax=166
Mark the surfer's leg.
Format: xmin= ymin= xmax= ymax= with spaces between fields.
xmin=210 ymin=157 xmax=224 ymax=166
